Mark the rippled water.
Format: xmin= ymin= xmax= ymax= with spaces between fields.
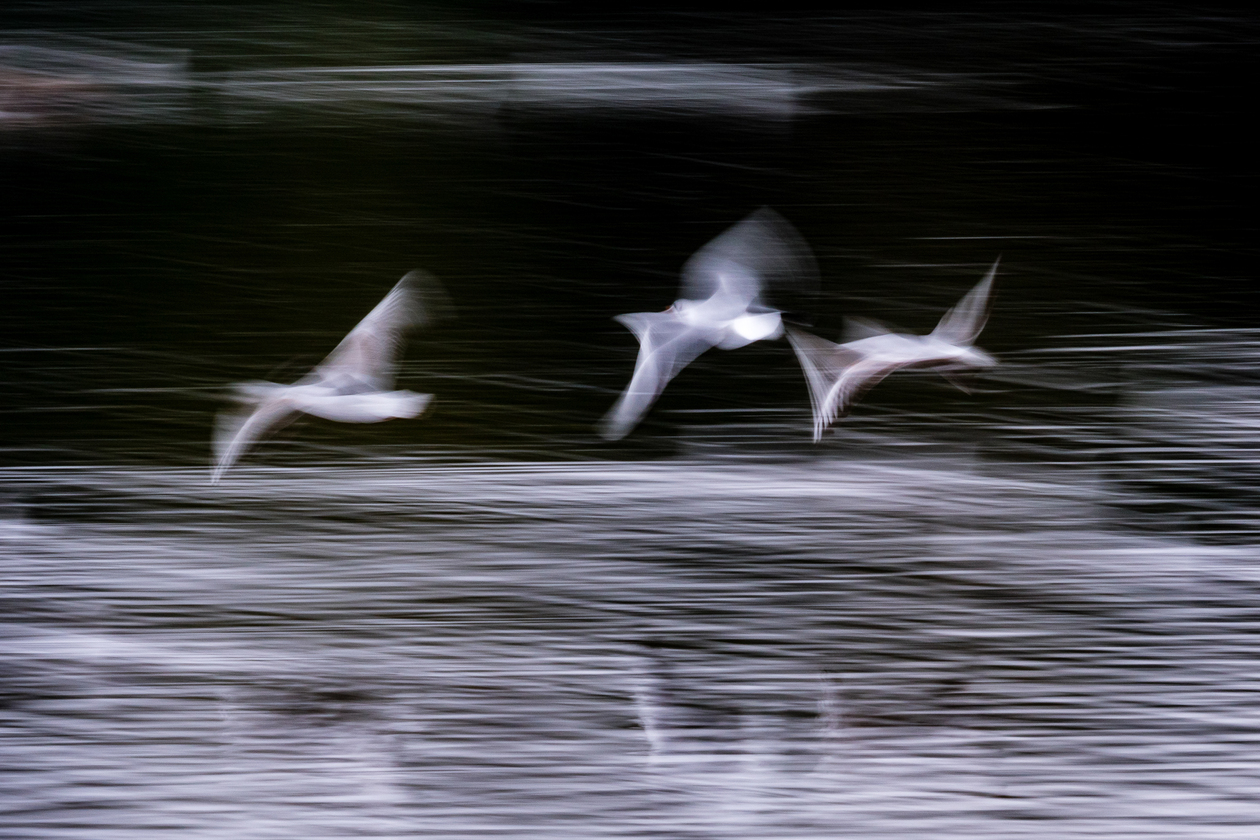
xmin=5 ymin=457 xmax=1260 ymax=838
xmin=3 ymin=6 xmax=1258 ymax=838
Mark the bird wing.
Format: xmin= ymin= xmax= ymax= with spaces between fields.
xmin=930 ymin=257 xmax=999 ymax=346
xmin=211 ymin=395 xmax=301 ymax=484
xmin=787 ymin=327 xmax=910 ymax=442
xmin=786 ymin=327 xmax=863 ymax=441
xmin=679 ymin=207 xmax=818 ymax=316
xmin=599 ymin=312 xmax=716 ymax=441
xmin=828 ymin=357 xmax=908 ymax=421
xmin=307 ymin=270 xmax=446 ymax=392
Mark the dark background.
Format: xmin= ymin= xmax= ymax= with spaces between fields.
xmin=2 ymin=3 xmax=1255 ymax=465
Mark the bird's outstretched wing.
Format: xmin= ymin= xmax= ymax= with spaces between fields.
xmin=599 ymin=312 xmax=716 ymax=441
xmin=930 ymin=257 xmax=999 ymax=347
xmin=211 ymin=393 xmax=301 ymax=484
xmin=787 ymin=327 xmax=908 ymax=442
xmin=679 ymin=207 xmax=818 ymax=316
xmin=308 ymin=270 xmax=446 ymax=392
xmin=786 ymin=327 xmax=863 ymax=441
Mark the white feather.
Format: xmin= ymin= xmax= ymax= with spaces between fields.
xmin=788 ymin=259 xmax=1000 ymax=442
xmin=601 ymin=208 xmax=815 ymax=440
xmin=211 ymin=272 xmax=443 ymax=483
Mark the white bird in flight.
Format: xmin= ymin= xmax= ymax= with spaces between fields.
xmin=787 ymin=258 xmax=1000 ymax=442
xmin=599 ymin=207 xmax=817 ymax=441
xmin=211 ymin=271 xmax=444 ymax=483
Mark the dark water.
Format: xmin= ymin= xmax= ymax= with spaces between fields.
xmin=2 ymin=6 xmax=1258 ymax=838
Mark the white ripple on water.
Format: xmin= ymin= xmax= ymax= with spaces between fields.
xmin=2 ymin=456 xmax=1259 ymax=838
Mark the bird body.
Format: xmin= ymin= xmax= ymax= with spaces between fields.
xmin=788 ymin=258 xmax=1000 ymax=442
xmin=600 ymin=208 xmax=815 ymax=440
xmin=230 ymin=382 xmax=431 ymax=424
xmin=211 ymin=271 xmax=442 ymax=483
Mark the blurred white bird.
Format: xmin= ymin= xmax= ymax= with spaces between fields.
xmin=211 ymin=271 xmax=445 ymax=483
xmin=600 ymin=208 xmax=817 ymax=440
xmin=787 ymin=258 xmax=999 ymax=442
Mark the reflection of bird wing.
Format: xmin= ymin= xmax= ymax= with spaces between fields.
xmin=211 ymin=395 xmax=301 ymax=484
xmin=307 ymin=271 xmax=445 ymax=392
xmin=679 ymin=207 xmax=818 ymax=316
xmin=631 ymin=654 xmax=668 ymax=758
xmin=600 ymin=312 xmax=716 ymax=441
xmin=930 ymin=257 xmax=999 ymax=347
xmin=787 ymin=327 xmax=906 ymax=442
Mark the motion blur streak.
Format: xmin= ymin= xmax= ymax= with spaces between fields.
xmin=215 ymin=63 xmax=802 ymax=120
xmin=0 ymin=33 xmax=188 ymax=127
xmin=211 ymin=63 xmax=982 ymax=123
